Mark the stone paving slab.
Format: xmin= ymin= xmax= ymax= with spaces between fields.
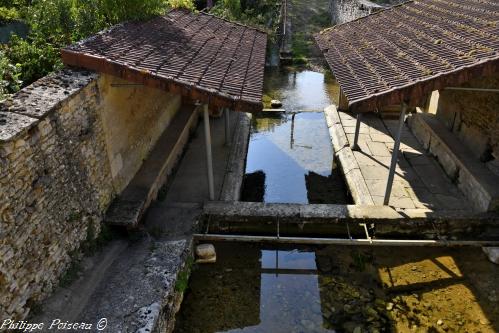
xmin=330 ymin=107 xmax=472 ymax=212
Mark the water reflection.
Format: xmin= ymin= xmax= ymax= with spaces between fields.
xmin=174 ymin=243 xmax=499 ymax=333
xmin=262 ymin=68 xmax=340 ymax=111
xmin=242 ymin=68 xmax=348 ymax=204
xmin=243 ymin=112 xmax=349 ymax=204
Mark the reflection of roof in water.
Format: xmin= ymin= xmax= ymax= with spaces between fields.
xmin=305 ymin=171 xmax=350 ymax=204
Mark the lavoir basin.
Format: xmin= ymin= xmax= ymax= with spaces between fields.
xmin=241 ymin=68 xmax=349 ymax=204
xmin=174 ymin=242 xmax=499 ymax=333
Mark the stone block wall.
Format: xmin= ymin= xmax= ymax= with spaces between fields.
xmin=328 ymin=0 xmax=406 ymax=25
xmin=0 ymin=68 xmax=183 ymax=320
xmin=433 ymin=75 xmax=499 ymax=174
xmin=0 ymin=69 xmax=115 ymax=320
xmin=329 ymin=0 xmax=384 ymax=25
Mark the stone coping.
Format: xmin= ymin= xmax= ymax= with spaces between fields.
xmin=324 ymin=105 xmax=374 ymax=205
xmin=220 ymin=112 xmax=251 ymax=201
xmin=0 ymin=68 xmax=97 ymax=142
xmin=203 ymin=201 xmax=499 ymax=239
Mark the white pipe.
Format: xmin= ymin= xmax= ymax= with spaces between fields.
xmin=203 ymin=105 xmax=215 ymax=200
xmin=193 ymin=234 xmax=499 ymax=247
xmin=444 ymin=87 xmax=499 ymax=93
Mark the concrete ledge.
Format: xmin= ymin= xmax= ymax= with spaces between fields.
xmin=324 ymin=105 xmax=374 ymax=205
xmin=220 ymin=112 xmax=251 ymax=201
xmin=203 ymin=201 xmax=499 ymax=239
xmin=32 ymin=237 xmax=192 ymax=333
xmin=106 ymin=104 xmax=200 ymax=227
xmin=409 ymin=113 xmax=499 ymax=212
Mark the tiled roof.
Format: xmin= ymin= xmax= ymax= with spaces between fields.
xmin=61 ymin=9 xmax=267 ymax=112
xmin=315 ymin=0 xmax=499 ymax=111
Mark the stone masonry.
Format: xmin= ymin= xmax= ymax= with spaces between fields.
xmin=0 ymin=69 xmax=115 ymax=320
xmin=0 ymin=67 xmax=183 ymax=320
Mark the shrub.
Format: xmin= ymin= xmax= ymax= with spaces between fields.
xmin=6 ymin=35 xmax=61 ymax=86
xmin=0 ymin=50 xmax=21 ymax=99
xmin=167 ymin=0 xmax=195 ymax=10
xmin=0 ymin=6 xmax=20 ymax=23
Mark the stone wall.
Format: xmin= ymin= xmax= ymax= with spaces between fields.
xmin=329 ymin=0 xmax=384 ymax=25
xmin=432 ymin=75 xmax=499 ymax=174
xmin=0 ymin=68 xmax=182 ymax=320
xmin=328 ymin=0 xmax=405 ymax=25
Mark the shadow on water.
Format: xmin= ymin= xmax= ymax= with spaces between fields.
xmin=174 ymin=243 xmax=499 ymax=333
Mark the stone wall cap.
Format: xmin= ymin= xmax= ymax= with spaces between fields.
xmin=0 ymin=111 xmax=38 ymax=142
xmin=0 ymin=68 xmax=98 ymax=143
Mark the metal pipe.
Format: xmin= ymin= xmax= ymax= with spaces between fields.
xmin=444 ymin=87 xmax=499 ymax=93
xmin=193 ymin=234 xmax=499 ymax=247
xmin=203 ymin=105 xmax=215 ymax=200
xmin=224 ymin=108 xmax=230 ymax=146
xmin=383 ymin=103 xmax=407 ymax=205
xmin=352 ymin=113 xmax=362 ymax=151
xmin=110 ymin=83 xmax=144 ymax=87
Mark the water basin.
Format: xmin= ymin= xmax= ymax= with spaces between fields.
xmin=174 ymin=242 xmax=499 ymax=333
xmin=241 ymin=68 xmax=349 ymax=204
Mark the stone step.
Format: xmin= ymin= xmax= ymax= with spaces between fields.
xmin=409 ymin=113 xmax=499 ymax=212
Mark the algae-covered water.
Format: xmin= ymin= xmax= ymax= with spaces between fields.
xmin=174 ymin=242 xmax=499 ymax=333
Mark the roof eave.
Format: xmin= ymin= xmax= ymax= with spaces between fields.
xmin=346 ymin=57 xmax=499 ymax=112
xmin=61 ymin=49 xmax=263 ymax=113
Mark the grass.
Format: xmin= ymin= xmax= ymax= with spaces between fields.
xmin=59 ymin=258 xmax=82 ymax=287
xmin=175 ymin=256 xmax=195 ymax=293
xmin=288 ymin=0 xmax=332 ymax=65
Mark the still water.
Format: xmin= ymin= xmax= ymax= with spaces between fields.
xmin=241 ymin=68 xmax=348 ymax=204
xmin=174 ymin=242 xmax=499 ymax=333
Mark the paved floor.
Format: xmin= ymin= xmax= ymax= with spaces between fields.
xmin=164 ymin=110 xmax=240 ymax=203
xmin=338 ymin=111 xmax=472 ymax=211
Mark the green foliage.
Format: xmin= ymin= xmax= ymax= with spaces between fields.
xmin=59 ymin=253 xmax=82 ymax=287
xmin=167 ymin=0 xmax=194 ymax=10
xmin=5 ymin=35 xmax=61 ymax=87
xmin=0 ymin=50 xmax=21 ymax=99
xmin=223 ymin=0 xmax=241 ymax=18
xmin=2 ymin=0 xmax=172 ymax=90
xmin=211 ymin=0 xmax=279 ymax=30
xmin=0 ymin=6 xmax=20 ymax=23
xmin=174 ymin=256 xmax=194 ymax=292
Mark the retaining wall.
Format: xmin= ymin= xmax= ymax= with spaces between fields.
xmin=0 ymin=68 xmax=181 ymax=319
xmin=329 ymin=0 xmax=384 ymax=25
xmin=431 ymin=75 xmax=499 ymax=175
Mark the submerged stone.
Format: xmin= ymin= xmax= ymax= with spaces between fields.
xmin=483 ymin=247 xmax=499 ymax=264
xmin=195 ymin=244 xmax=216 ymax=263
